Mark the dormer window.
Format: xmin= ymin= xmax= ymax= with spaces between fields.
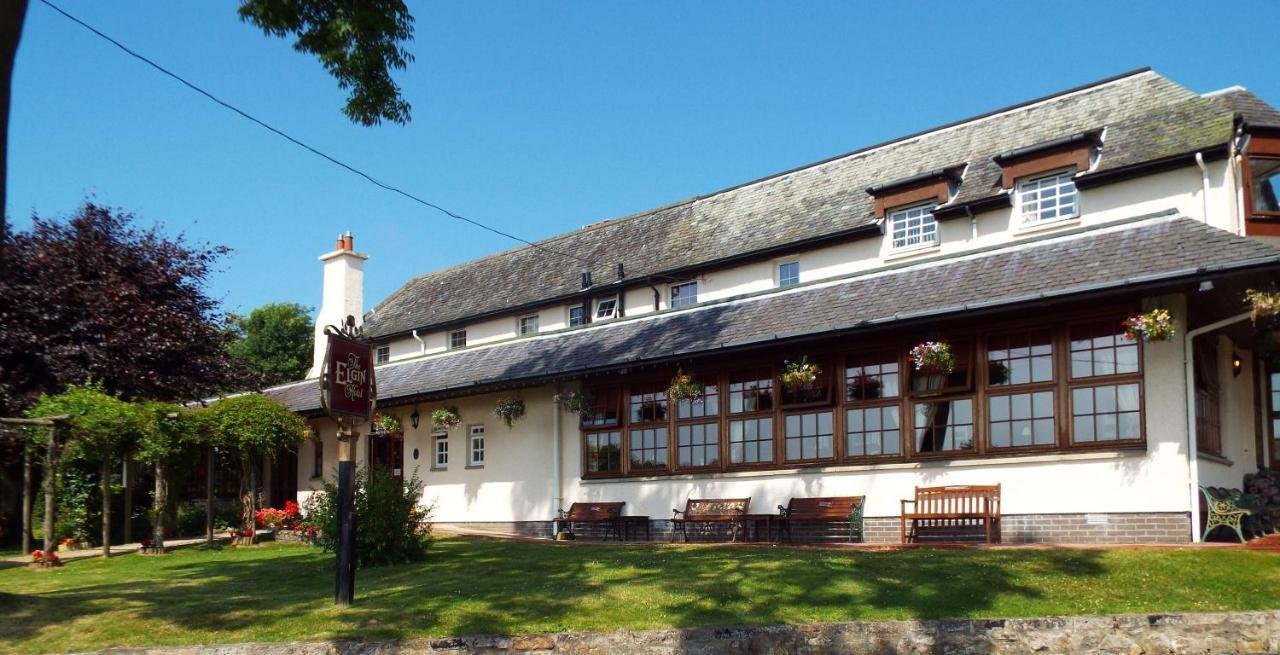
xmin=670 ymin=281 xmax=698 ymax=308
xmin=568 ymin=304 xmax=586 ymax=327
xmin=888 ymin=203 xmax=938 ymax=251
xmin=594 ymin=296 xmax=618 ymax=320
xmin=448 ymin=329 xmax=467 ymax=350
xmin=1242 ymin=130 xmax=1280 ymax=235
xmin=518 ymin=314 xmax=539 ymax=336
xmin=375 ymin=346 xmax=390 ymax=364
xmin=1016 ymin=170 xmax=1079 ymax=226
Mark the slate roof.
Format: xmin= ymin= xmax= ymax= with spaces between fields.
xmin=1210 ymin=87 xmax=1280 ymax=126
xmin=268 ymin=213 xmax=1280 ymax=413
xmin=363 ymin=69 xmax=1275 ymax=340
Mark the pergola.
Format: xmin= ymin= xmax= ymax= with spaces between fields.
xmin=0 ymin=415 xmax=68 ymax=554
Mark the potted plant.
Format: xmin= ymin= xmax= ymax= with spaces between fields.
xmin=431 ymin=406 xmax=461 ymax=431
xmin=780 ymin=356 xmax=822 ymax=394
xmin=1122 ymin=308 xmax=1175 ymax=342
xmin=493 ymin=397 xmax=526 ymax=428
xmin=910 ymin=341 xmax=956 ymax=392
xmin=553 ymin=389 xmax=592 ymax=415
xmin=372 ymin=412 xmax=402 ymax=434
xmin=666 ymin=369 xmax=706 ymax=403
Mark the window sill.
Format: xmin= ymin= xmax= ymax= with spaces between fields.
xmin=885 ymin=244 xmax=941 ymax=262
xmin=1197 ymin=451 xmax=1234 ymax=466
xmin=430 ymin=466 xmax=448 ymax=472
xmin=1015 ymin=216 xmax=1081 ymax=237
xmin=465 ymin=464 xmax=484 ymax=470
xmin=580 ymin=447 xmax=1148 ymax=484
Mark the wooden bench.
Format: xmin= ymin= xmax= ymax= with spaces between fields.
xmin=671 ymin=498 xmax=749 ymax=542
xmin=558 ymin=502 xmax=625 ymax=540
xmin=777 ymin=496 xmax=865 ymax=543
xmin=900 ymin=484 xmax=1001 ymax=544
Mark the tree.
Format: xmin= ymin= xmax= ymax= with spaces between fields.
xmin=28 ymin=383 xmax=147 ymax=556
xmin=204 ymin=393 xmax=307 ymax=541
xmin=238 ymin=0 xmax=416 ymax=126
xmin=135 ymin=402 xmax=203 ymax=551
xmin=0 ymin=202 xmax=238 ymax=415
xmin=228 ymin=303 xmax=315 ymax=387
xmin=0 ymin=1 xmax=417 ymax=235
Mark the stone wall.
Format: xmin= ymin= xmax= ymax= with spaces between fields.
xmin=70 ymin=610 xmax=1280 ymax=654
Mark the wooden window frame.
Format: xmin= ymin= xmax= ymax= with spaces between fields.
xmin=582 ymin=429 xmax=623 ymax=476
xmin=518 ymin=314 xmax=539 ymax=337
xmin=1266 ymin=368 xmax=1280 ymax=470
xmin=1015 ymin=168 xmax=1080 ymax=227
xmin=781 ymin=408 xmax=837 ymax=464
xmin=887 ymin=202 xmax=940 ymax=252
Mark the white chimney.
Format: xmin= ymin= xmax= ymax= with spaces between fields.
xmin=308 ymin=231 xmax=368 ymax=378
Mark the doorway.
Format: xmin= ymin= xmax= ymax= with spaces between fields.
xmin=368 ymin=433 xmax=405 ymax=479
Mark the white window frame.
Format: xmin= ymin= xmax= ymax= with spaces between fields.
xmin=888 ymin=202 xmax=939 ymax=252
xmin=375 ymin=345 xmax=390 ymax=364
xmin=448 ymin=329 xmax=467 ymax=350
xmin=518 ymin=314 xmax=539 ymax=336
xmin=1016 ymin=169 xmax=1079 ymax=227
xmin=777 ymin=260 xmax=800 ymax=287
xmin=568 ymin=304 xmax=587 ymax=327
xmin=468 ymin=424 xmax=485 ymax=467
xmin=594 ymin=295 xmax=618 ymax=320
xmin=670 ymin=280 xmax=698 ymax=308
xmin=433 ymin=433 xmax=448 ymax=469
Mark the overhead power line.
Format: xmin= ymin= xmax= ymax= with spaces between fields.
xmin=36 ymin=0 xmax=600 ymax=268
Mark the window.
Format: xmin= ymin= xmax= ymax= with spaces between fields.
xmin=846 ymin=406 xmax=901 ymax=457
xmin=468 ymin=425 xmax=485 ymax=466
xmin=581 ymin=386 xmax=621 ymax=428
xmin=728 ymin=369 xmax=774 ymax=413
xmin=784 ymin=411 xmax=834 ymax=461
xmin=375 ymin=346 xmax=390 ymax=364
xmin=1017 ymin=170 xmax=1078 ymax=225
xmin=569 ymin=304 xmax=586 ymax=327
xmin=518 ymin=314 xmax=539 ymax=336
xmin=1070 ymin=322 xmax=1138 ymax=379
xmin=1269 ymin=370 xmax=1280 ymax=469
xmin=311 ymin=437 xmax=323 ymax=478
xmin=629 ymin=384 xmax=669 ymax=424
xmin=846 ymin=354 xmax=900 ymax=401
xmin=987 ymin=330 xmax=1053 ymax=386
xmin=1194 ymin=337 xmax=1222 ymax=456
xmin=449 ymin=329 xmax=467 ymax=350
xmin=629 ymin=427 xmax=668 ymax=470
xmin=594 ymin=296 xmax=618 ymax=320
xmin=677 ymin=423 xmax=719 ymax=468
xmin=778 ymin=261 xmax=800 ymax=287
xmin=989 ymin=391 xmax=1055 ymax=448
xmin=1250 ymin=157 xmax=1280 ymax=215
xmin=677 ymin=383 xmax=719 ymax=419
xmin=914 ymin=399 xmax=974 ymax=453
xmin=433 ymin=434 xmax=448 ymax=469
xmin=670 ymin=281 xmax=698 ymax=308
xmin=888 ymin=203 xmax=938 ymax=251
xmin=1071 ymin=384 xmax=1140 ymax=443
xmin=910 ymin=341 xmax=973 ymax=395
xmin=585 ymin=431 xmax=621 ymax=473
xmin=729 ymin=417 xmax=773 ymax=464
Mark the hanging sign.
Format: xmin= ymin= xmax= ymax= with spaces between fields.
xmin=320 ymin=319 xmax=377 ymax=421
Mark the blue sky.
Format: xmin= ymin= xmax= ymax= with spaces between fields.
xmin=10 ymin=1 xmax=1280 ymax=317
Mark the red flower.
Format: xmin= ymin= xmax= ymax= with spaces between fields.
xmin=46 ymin=552 xmax=59 ymax=563
xmin=31 ymin=549 xmax=44 ymax=562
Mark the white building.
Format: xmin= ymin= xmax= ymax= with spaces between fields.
xmin=267 ymin=68 xmax=1280 ymax=543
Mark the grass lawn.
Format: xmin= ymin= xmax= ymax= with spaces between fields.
xmin=1 ymin=537 xmax=1278 ymax=653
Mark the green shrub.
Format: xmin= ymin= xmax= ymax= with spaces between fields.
xmin=175 ymin=502 xmax=207 ymax=537
xmin=303 ymin=464 xmax=432 ymax=567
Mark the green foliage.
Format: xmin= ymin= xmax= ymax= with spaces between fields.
xmin=203 ymin=393 xmax=308 ymax=455
xmin=237 ymin=0 xmax=415 ymax=126
xmin=303 ymin=464 xmax=432 ymax=567
xmin=134 ymin=402 xmax=204 ymax=464
xmin=227 ymin=303 xmax=315 ymax=387
xmin=27 ymin=382 xmax=147 ymax=460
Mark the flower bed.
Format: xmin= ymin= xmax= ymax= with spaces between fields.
xmin=29 ymin=549 xmax=61 ymax=569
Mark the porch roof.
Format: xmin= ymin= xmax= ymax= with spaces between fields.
xmin=266 ymin=212 xmax=1280 ymax=414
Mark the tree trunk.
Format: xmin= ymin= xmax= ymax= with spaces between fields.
xmin=100 ymin=456 xmax=111 ymax=557
xmin=21 ymin=438 xmax=31 ymax=555
xmin=0 ymin=0 xmax=29 ymax=234
xmin=153 ymin=458 xmax=168 ymax=550
xmin=204 ymin=447 xmax=213 ymax=543
xmin=122 ymin=458 xmax=132 ymax=544
xmin=239 ymin=452 xmax=256 ymax=544
xmin=42 ymin=425 xmax=58 ymax=552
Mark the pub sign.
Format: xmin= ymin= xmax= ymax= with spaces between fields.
xmin=321 ymin=331 xmax=376 ymax=420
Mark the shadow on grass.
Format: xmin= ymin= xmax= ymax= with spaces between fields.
xmin=0 ymin=537 xmax=1112 ymax=649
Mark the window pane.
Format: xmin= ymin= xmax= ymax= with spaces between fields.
xmin=1252 ymin=157 xmax=1280 ymax=213
xmin=846 ymin=355 xmax=900 ymax=400
xmin=671 ymin=282 xmax=698 ymax=308
xmin=1019 ymin=171 xmax=1078 ymax=225
xmin=889 ymin=204 xmax=938 ymax=250
xmin=585 ymin=431 xmax=621 ymax=472
xmin=914 ymin=399 xmax=975 ymax=453
xmin=779 ymin=261 xmax=800 ymax=287
xmin=629 ymin=428 xmax=668 ymax=470
xmin=729 ymin=417 xmax=772 ymax=464
xmin=848 ymin=405 xmax=900 ymax=458
xmin=1071 ymin=321 xmax=1140 ymax=379
xmin=785 ymin=410 xmax=833 ymax=461
xmin=989 ymin=391 xmax=1054 ymax=448
xmin=630 ymin=385 xmax=669 ymax=423
xmin=729 ymin=369 xmax=774 ymax=414
xmin=1071 ymin=383 xmax=1141 ymax=443
xmin=678 ymin=384 xmax=720 ymax=419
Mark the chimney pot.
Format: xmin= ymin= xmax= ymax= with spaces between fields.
xmin=336 ymin=234 xmax=344 ymax=250
xmin=342 ymin=233 xmax=354 ymax=251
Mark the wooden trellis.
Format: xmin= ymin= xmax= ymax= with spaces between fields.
xmin=0 ymin=415 xmax=69 ymax=554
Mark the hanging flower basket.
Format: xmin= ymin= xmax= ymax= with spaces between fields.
xmin=666 ymin=369 xmax=706 ymax=403
xmin=373 ymin=413 xmax=402 ymax=434
xmin=553 ymin=389 xmax=592 ymax=415
xmin=780 ymin=356 xmax=822 ymax=394
xmin=1122 ymin=309 xmax=1175 ymax=343
xmin=431 ymin=406 xmax=461 ymax=431
xmin=910 ymin=341 xmax=957 ymax=374
xmin=1247 ymin=289 xmax=1280 ymax=326
xmin=494 ymin=397 xmax=526 ymax=428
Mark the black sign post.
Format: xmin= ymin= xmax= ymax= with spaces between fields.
xmin=319 ymin=316 xmax=376 ymax=606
